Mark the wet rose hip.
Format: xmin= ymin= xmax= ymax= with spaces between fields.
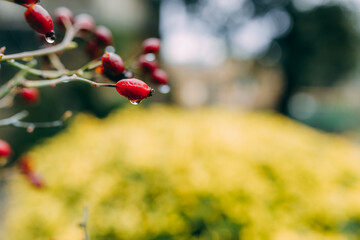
xmin=94 ymin=26 xmax=113 ymax=47
xmin=102 ymin=52 xmax=125 ymax=80
xmin=0 ymin=140 xmax=11 ymax=157
xmin=142 ymin=38 xmax=161 ymax=54
xmin=115 ymin=78 xmax=153 ymax=103
xmin=138 ymin=54 xmax=158 ymax=72
xmin=151 ymin=69 xmax=168 ymax=85
xmin=24 ymin=4 xmax=55 ymax=41
xmin=86 ymin=40 xmax=102 ymax=58
xmin=54 ymin=7 xmax=73 ymax=28
xmin=74 ymin=13 xmax=95 ymax=32
xmin=20 ymin=88 xmax=39 ymax=103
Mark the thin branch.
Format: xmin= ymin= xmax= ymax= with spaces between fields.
xmin=79 ymin=206 xmax=90 ymax=240
xmin=0 ymin=110 xmax=71 ymax=130
xmin=0 ymin=60 xmax=37 ymax=99
xmin=0 ymin=110 xmax=28 ymax=126
xmin=0 ymin=22 xmax=77 ymax=62
xmin=23 ymin=75 xmax=116 ymax=88
xmin=48 ymin=53 xmax=67 ymax=72
xmin=4 ymin=60 xmax=67 ymax=79
xmin=0 ymin=89 xmax=16 ymax=108
xmin=4 ymin=59 xmax=102 ymax=79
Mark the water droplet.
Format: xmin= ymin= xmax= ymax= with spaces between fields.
xmin=104 ymin=45 xmax=116 ymax=53
xmin=158 ymin=85 xmax=171 ymax=94
xmin=27 ymin=124 xmax=35 ymax=133
xmin=45 ymin=31 xmax=56 ymax=44
xmin=145 ymin=53 xmax=156 ymax=61
xmin=45 ymin=36 xmax=55 ymax=44
xmin=129 ymin=100 xmax=141 ymax=105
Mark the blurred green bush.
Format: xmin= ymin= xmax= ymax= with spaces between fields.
xmin=3 ymin=106 xmax=360 ymax=240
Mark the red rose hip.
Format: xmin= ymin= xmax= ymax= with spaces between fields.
xmin=20 ymin=88 xmax=40 ymax=103
xmin=95 ymin=26 xmax=113 ymax=47
xmin=24 ymin=4 xmax=55 ymax=42
xmin=138 ymin=54 xmax=158 ymax=72
xmin=102 ymin=52 xmax=125 ymax=79
xmin=0 ymin=140 xmax=11 ymax=157
xmin=115 ymin=78 xmax=153 ymax=103
xmin=54 ymin=7 xmax=73 ymax=28
xmin=151 ymin=69 xmax=168 ymax=85
xmin=74 ymin=13 xmax=95 ymax=32
xmin=142 ymin=38 xmax=161 ymax=54
xmin=86 ymin=40 xmax=102 ymax=58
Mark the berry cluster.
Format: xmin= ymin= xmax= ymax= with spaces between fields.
xmin=139 ymin=38 xmax=169 ymax=89
xmin=14 ymin=2 xmax=169 ymax=104
xmin=0 ymin=2 xmax=170 ymax=172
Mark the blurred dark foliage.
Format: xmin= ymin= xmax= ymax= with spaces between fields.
xmin=278 ymin=5 xmax=358 ymax=114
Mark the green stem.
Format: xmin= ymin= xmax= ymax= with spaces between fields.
xmin=23 ymin=75 xmax=116 ymax=88
xmin=0 ymin=111 xmax=28 ymax=127
xmin=0 ymin=25 xmax=77 ymax=62
xmin=4 ymin=60 xmax=67 ymax=78
xmin=48 ymin=53 xmax=66 ymax=72
xmin=0 ymin=60 xmax=37 ymax=99
xmin=0 ymin=110 xmax=68 ymax=129
xmin=4 ymin=59 xmax=102 ymax=79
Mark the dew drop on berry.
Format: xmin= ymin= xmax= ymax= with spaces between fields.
xmin=129 ymin=100 xmax=142 ymax=105
xmin=104 ymin=45 xmax=116 ymax=53
xmin=158 ymin=84 xmax=171 ymax=94
xmin=45 ymin=36 xmax=55 ymax=44
xmin=45 ymin=31 xmax=56 ymax=44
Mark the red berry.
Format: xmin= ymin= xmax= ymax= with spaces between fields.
xmin=0 ymin=140 xmax=11 ymax=157
xmin=74 ymin=13 xmax=95 ymax=32
xmin=54 ymin=7 xmax=73 ymax=28
xmin=24 ymin=4 xmax=54 ymax=38
xmin=85 ymin=40 xmax=102 ymax=58
xmin=138 ymin=54 xmax=158 ymax=72
xmin=102 ymin=52 xmax=125 ymax=80
xmin=151 ymin=69 xmax=168 ymax=85
xmin=142 ymin=38 xmax=161 ymax=54
xmin=115 ymin=78 xmax=153 ymax=102
xmin=94 ymin=26 xmax=113 ymax=47
xmin=20 ymin=88 xmax=40 ymax=103
xmin=19 ymin=156 xmax=33 ymax=175
xmin=14 ymin=0 xmax=39 ymax=5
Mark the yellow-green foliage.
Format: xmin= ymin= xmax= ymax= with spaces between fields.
xmin=3 ymin=106 xmax=360 ymax=240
